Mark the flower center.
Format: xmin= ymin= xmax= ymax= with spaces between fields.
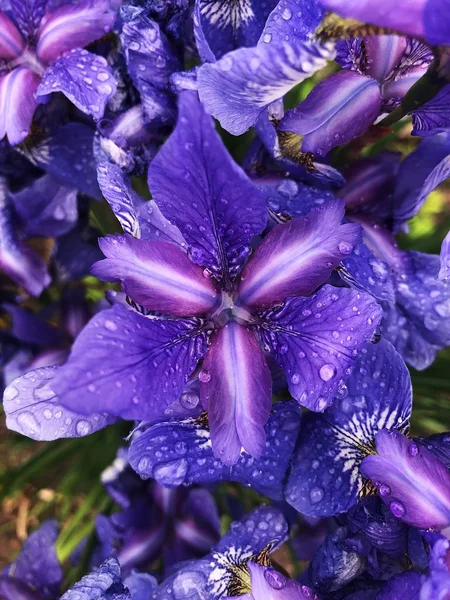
xmin=211 ymin=291 xmax=253 ymax=327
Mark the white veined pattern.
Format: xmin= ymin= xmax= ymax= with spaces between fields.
xmin=199 ymin=0 xmax=255 ymax=32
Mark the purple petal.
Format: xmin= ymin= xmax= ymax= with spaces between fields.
xmin=417 ymin=433 xmax=450 ymax=469
xmin=0 ymin=9 xmax=25 ymax=59
xmin=0 ymin=194 xmax=50 ymax=296
xmin=148 ymin=91 xmax=267 ymax=282
xmin=200 ymin=321 xmax=272 ymax=465
xmin=12 ymin=174 xmax=78 ymax=237
xmin=363 ymin=36 xmax=408 ymax=83
xmin=60 ymin=557 xmax=130 ymax=600
xmin=377 ymin=572 xmax=422 ymax=600
xmin=3 ymin=303 xmax=66 ymax=346
xmin=53 ymin=224 xmax=103 ymax=282
xmin=0 ymin=68 xmax=39 ymax=145
xmin=4 ymin=365 xmax=117 ymax=440
xmin=439 ymin=231 xmax=450 ymax=280
xmin=36 ymin=49 xmax=116 ymax=119
xmin=278 ymin=71 xmax=382 ymax=156
xmin=320 ymin=0 xmax=426 ymax=39
xmin=97 ymin=162 xmax=185 ymax=246
xmin=424 ymin=0 xmax=450 ymax=45
xmin=259 ymin=285 xmax=382 ymax=412
xmin=285 ymin=340 xmax=412 ymax=517
xmin=335 ymin=39 xmax=366 ymax=72
xmin=4 ymin=520 xmax=62 ymax=598
xmin=412 ymin=84 xmax=450 ymax=137
xmin=197 ymin=40 xmax=334 ymax=136
xmin=123 ymin=573 xmax=157 ymax=600
xmin=194 ymin=0 xmax=278 ymax=60
xmin=236 ymin=201 xmax=361 ymax=310
xmin=260 ymin=0 xmax=325 ymax=45
xmin=36 ymin=0 xmax=116 ymax=64
xmin=361 ymin=430 xmax=450 ymax=530
xmin=10 ymin=0 xmax=47 ymax=39
xmin=52 ymin=305 xmax=208 ymax=421
xmin=128 ymin=401 xmax=301 ymax=499
xmin=92 ymin=235 xmax=218 ymax=316
xmin=261 ymin=178 xmax=337 ymax=220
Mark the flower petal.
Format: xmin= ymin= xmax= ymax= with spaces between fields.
xmin=0 ymin=68 xmax=39 ymax=146
xmin=92 ymin=235 xmax=218 ymax=316
xmin=0 ymin=9 xmax=25 ymax=59
xmin=10 ymin=0 xmax=47 ymax=39
xmin=361 ymin=430 xmax=450 ymax=530
xmin=412 ymin=84 xmax=450 ymax=137
xmin=363 ymin=36 xmax=408 ymax=83
xmin=285 ymin=340 xmax=412 ymax=517
xmin=439 ymin=231 xmax=450 ymax=280
xmin=148 ymin=91 xmax=267 ymax=282
xmin=260 ymin=0 xmax=325 ymax=45
xmin=278 ymin=71 xmax=382 ymax=156
xmin=36 ymin=0 xmax=116 ymax=64
xmin=4 ymin=365 xmax=117 ymax=441
xmin=197 ymin=39 xmax=334 ymax=136
xmin=128 ymin=401 xmax=301 ymax=499
xmin=377 ymin=572 xmax=422 ymax=600
xmin=36 ymin=49 xmax=116 ymax=120
xmin=259 ymin=285 xmax=382 ymax=412
xmin=236 ymin=201 xmax=361 ymax=310
xmin=51 ymin=305 xmax=208 ymax=421
xmin=200 ymin=321 xmax=272 ymax=464
xmin=60 ymin=557 xmax=130 ymax=600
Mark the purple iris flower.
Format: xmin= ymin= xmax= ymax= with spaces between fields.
xmin=277 ymin=35 xmax=432 ymax=157
xmin=48 ymin=91 xmax=381 ymax=465
xmin=153 ymin=506 xmax=288 ymax=600
xmin=0 ymin=0 xmax=118 ymax=146
xmin=321 ymin=0 xmax=450 ymax=47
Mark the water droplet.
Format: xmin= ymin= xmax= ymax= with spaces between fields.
xmin=338 ymin=241 xmax=353 ymax=255
xmin=104 ymin=319 xmax=117 ymax=331
xmin=199 ymin=370 xmax=211 ymax=383
xmin=43 ymin=409 xmax=53 ymax=420
xmin=319 ymin=363 xmax=335 ymax=381
xmin=390 ymin=500 xmax=405 ymax=518
xmin=379 ymin=484 xmax=391 ymax=497
xmin=310 ymin=486 xmax=324 ymax=504
xmin=281 ymin=7 xmax=293 ymax=19
xmin=291 ymin=373 xmax=300 ymax=384
xmin=154 ymin=458 xmax=188 ymax=486
xmin=408 ymin=443 xmax=419 ymax=457
xmin=138 ymin=456 xmax=149 ymax=472
xmin=76 ymin=420 xmax=92 ymax=436
xmin=175 ymin=441 xmax=187 ymax=455
xmin=263 ymin=33 xmax=272 ymax=43
xmin=264 ymin=569 xmax=286 ymax=589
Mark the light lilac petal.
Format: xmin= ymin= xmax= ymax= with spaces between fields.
xmin=36 ymin=0 xmax=116 ymax=64
xmin=36 ymin=49 xmax=116 ymax=119
xmin=236 ymin=200 xmax=361 ymax=310
xmin=148 ymin=91 xmax=267 ymax=282
xmin=200 ymin=322 xmax=272 ymax=465
xmin=52 ymin=305 xmax=208 ymax=421
xmin=361 ymin=430 xmax=450 ymax=530
xmin=0 ymin=9 xmax=25 ymax=59
xmin=439 ymin=231 xmax=450 ymax=280
xmin=197 ymin=40 xmax=334 ymax=136
xmin=0 ymin=68 xmax=39 ymax=145
xmin=259 ymin=285 xmax=382 ymax=411
xmin=92 ymin=235 xmax=218 ymax=317
xmin=320 ymin=0 xmax=426 ymax=39
xmin=4 ymin=365 xmax=117 ymax=441
xmin=412 ymin=85 xmax=450 ymax=137
xmin=278 ymin=71 xmax=382 ymax=156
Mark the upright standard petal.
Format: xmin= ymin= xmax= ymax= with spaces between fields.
xmin=51 ymin=305 xmax=208 ymax=421
xmin=361 ymin=430 xmax=450 ymax=530
xmin=36 ymin=49 xmax=116 ymax=120
xmin=92 ymin=235 xmax=218 ymax=316
xmin=439 ymin=231 xmax=450 ymax=279
xmin=200 ymin=321 xmax=272 ymax=465
xmin=4 ymin=366 xmax=117 ymax=441
xmin=236 ymin=201 xmax=361 ymax=310
xmin=0 ymin=68 xmax=40 ymax=146
xmin=0 ymin=9 xmax=25 ymax=59
xmin=285 ymin=340 xmax=412 ymax=517
xmin=259 ymin=285 xmax=382 ymax=412
xmin=36 ymin=0 xmax=116 ymax=64
xmin=148 ymin=91 xmax=267 ymax=283
xmin=363 ymin=36 xmax=408 ymax=83
xmin=128 ymin=401 xmax=301 ymax=499
xmin=198 ymin=39 xmax=334 ymax=136
xmin=278 ymin=71 xmax=382 ymax=156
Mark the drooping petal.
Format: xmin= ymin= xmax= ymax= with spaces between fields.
xmin=12 ymin=174 xmax=78 ymax=238
xmin=194 ymin=0 xmax=277 ymax=61
xmin=361 ymin=430 xmax=450 ymax=530
xmin=148 ymin=91 xmax=267 ymax=283
xmin=412 ymin=84 xmax=450 ymax=137
xmin=4 ymin=520 xmax=62 ymax=599
xmin=36 ymin=0 xmax=116 ymax=64
xmin=60 ymin=557 xmax=131 ymax=600
xmin=320 ymin=0 xmax=426 ymax=40
xmin=197 ymin=39 xmax=334 ymax=136
xmin=259 ymin=285 xmax=382 ymax=412
xmin=200 ymin=321 xmax=272 ymax=465
xmin=439 ymin=231 xmax=450 ymax=280
xmin=10 ymin=0 xmax=47 ymax=39
xmin=4 ymin=366 xmax=117 ymax=441
xmin=97 ymin=162 xmax=185 ymax=246
xmin=36 ymin=48 xmax=116 ymax=120
xmin=51 ymin=305 xmax=208 ymax=421
xmin=0 ymin=68 xmax=40 ymax=146
xmin=0 ymin=9 xmax=25 ymax=59
xmin=92 ymin=235 xmax=218 ymax=317
xmin=285 ymin=340 xmax=411 ymax=517
xmin=128 ymin=401 xmax=301 ymax=499
xmin=236 ymin=201 xmax=361 ymax=310
xmin=278 ymin=71 xmax=382 ymax=156
xmin=260 ymin=0 xmax=325 ymax=45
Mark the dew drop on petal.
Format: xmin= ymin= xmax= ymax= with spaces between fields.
xmin=76 ymin=420 xmax=92 ymax=436
xmin=319 ymin=363 xmax=336 ymax=381
xmin=310 ymin=486 xmax=324 ymax=504
xmin=390 ymin=500 xmax=406 ymax=518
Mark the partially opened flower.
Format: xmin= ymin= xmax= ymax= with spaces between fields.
xmin=49 ymin=91 xmax=381 ymax=465
xmin=0 ymin=0 xmax=117 ymax=145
